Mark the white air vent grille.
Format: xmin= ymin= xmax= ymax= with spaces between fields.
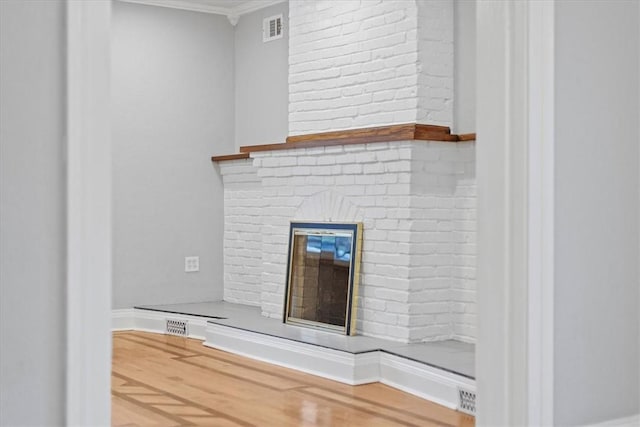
xmin=166 ymin=319 xmax=188 ymax=336
xmin=263 ymin=14 xmax=283 ymax=42
xmin=457 ymin=387 xmax=476 ymax=415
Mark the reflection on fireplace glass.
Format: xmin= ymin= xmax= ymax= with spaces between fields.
xmin=284 ymin=222 xmax=362 ymax=335
xmin=306 ymin=234 xmax=351 ymax=261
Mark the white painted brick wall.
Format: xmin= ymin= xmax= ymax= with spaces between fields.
xmin=407 ymin=141 xmax=475 ymax=342
xmin=448 ymin=142 xmax=476 ymax=342
xmin=417 ymin=0 xmax=454 ymax=126
xmin=218 ymin=159 xmax=264 ymax=306
xmin=253 ymin=142 xmax=420 ymax=341
xmin=288 ymin=0 xmax=454 ymax=135
xmin=451 ymin=177 xmax=476 ymax=342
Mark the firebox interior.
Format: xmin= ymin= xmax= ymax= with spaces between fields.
xmin=284 ymin=222 xmax=362 ymax=335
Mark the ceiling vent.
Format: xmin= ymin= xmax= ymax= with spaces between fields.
xmin=263 ymin=14 xmax=283 ymax=42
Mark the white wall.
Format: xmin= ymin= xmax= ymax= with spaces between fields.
xmin=453 ymin=0 xmax=475 ymax=134
xmin=234 ymin=2 xmax=288 ymax=149
xmin=0 ymin=1 xmax=66 ymax=424
xmin=111 ymin=1 xmax=235 ymax=308
xmin=555 ymin=1 xmax=640 ymax=424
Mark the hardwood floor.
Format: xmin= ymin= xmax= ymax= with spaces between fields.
xmin=112 ymin=331 xmax=475 ymax=427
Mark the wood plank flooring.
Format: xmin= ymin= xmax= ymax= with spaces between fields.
xmin=112 ymin=331 xmax=475 ymax=427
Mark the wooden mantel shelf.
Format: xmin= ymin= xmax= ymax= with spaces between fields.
xmin=210 ymin=153 xmax=250 ymax=162
xmin=211 ymin=123 xmax=476 ymax=162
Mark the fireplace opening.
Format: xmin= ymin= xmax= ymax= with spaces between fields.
xmin=284 ymin=222 xmax=362 ymax=335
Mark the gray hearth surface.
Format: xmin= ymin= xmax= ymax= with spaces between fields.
xmin=135 ymin=301 xmax=475 ymax=379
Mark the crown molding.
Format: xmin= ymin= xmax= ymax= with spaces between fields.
xmin=118 ymin=0 xmax=229 ymax=15
xmin=117 ymin=0 xmax=286 ymax=20
xmin=230 ymin=0 xmax=285 ymax=16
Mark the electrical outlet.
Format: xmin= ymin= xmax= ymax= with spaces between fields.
xmin=184 ymin=256 xmax=199 ymax=273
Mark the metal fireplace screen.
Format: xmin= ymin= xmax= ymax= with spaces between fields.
xmin=284 ymin=222 xmax=363 ymax=335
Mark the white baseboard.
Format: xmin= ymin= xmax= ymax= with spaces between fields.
xmin=112 ymin=309 xmax=475 ymax=411
xmin=204 ymin=322 xmax=474 ymax=409
xmin=112 ymin=308 xmax=134 ymax=330
xmin=204 ymin=323 xmax=379 ymax=385
xmin=587 ymin=414 xmax=640 ymax=427
xmin=379 ymin=353 xmax=474 ymax=410
xmin=112 ymin=308 xmax=207 ymax=340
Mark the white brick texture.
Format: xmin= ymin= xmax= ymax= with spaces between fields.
xmin=410 ymin=141 xmax=476 ymax=342
xmin=451 ymin=177 xmax=476 ymax=342
xmin=417 ymin=0 xmax=454 ymax=126
xmin=218 ymin=159 xmax=264 ymax=306
xmin=219 ymin=142 xmax=476 ymax=343
xmin=288 ymin=0 xmax=454 ymax=135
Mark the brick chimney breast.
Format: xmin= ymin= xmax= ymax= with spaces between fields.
xmin=288 ymin=0 xmax=454 ymax=136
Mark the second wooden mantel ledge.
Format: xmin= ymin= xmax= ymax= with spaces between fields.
xmin=211 ymin=123 xmax=476 ymax=162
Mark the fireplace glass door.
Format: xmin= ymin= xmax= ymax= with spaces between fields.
xmin=284 ymin=222 xmax=362 ymax=335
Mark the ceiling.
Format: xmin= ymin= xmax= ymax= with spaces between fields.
xmin=118 ymin=0 xmax=286 ymax=19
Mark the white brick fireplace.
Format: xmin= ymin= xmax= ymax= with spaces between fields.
xmin=218 ymin=138 xmax=476 ymax=343
xmin=215 ymin=0 xmax=477 ymax=344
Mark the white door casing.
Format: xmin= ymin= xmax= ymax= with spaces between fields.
xmin=476 ymin=1 xmax=555 ymax=425
xmin=66 ymin=0 xmax=112 ymax=424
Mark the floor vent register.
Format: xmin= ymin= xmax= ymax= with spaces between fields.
xmin=165 ymin=319 xmax=188 ymax=336
xmin=457 ymin=387 xmax=476 ymax=415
